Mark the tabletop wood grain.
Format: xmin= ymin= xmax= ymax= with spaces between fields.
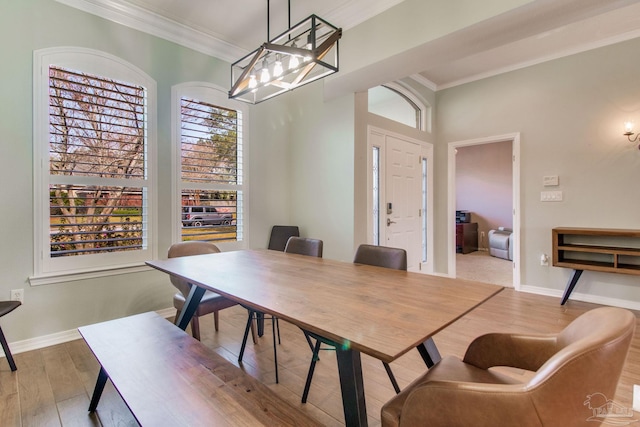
xmin=147 ymin=249 xmax=503 ymax=363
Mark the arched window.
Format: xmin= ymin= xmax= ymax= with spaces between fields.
xmin=368 ymin=83 xmax=430 ymax=131
xmin=32 ymin=47 xmax=157 ymax=284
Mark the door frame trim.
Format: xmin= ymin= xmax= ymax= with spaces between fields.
xmin=447 ymin=133 xmax=521 ymax=289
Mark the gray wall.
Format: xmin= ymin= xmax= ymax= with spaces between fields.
xmin=436 ymin=37 xmax=640 ymax=301
xmin=0 ymin=0 xmax=294 ymax=344
xmin=286 ymin=84 xmax=356 ymax=262
xmin=4 ymin=0 xmax=640 ymax=347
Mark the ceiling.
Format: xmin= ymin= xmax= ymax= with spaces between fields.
xmin=59 ymin=0 xmax=640 ymax=91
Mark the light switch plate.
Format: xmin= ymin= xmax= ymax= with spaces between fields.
xmin=543 ymin=175 xmax=559 ymax=186
xmin=541 ymin=191 xmax=563 ymax=202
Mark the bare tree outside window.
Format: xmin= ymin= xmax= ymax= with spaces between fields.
xmin=48 ymin=66 xmax=147 ymax=256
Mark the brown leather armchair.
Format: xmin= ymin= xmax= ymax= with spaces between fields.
xmin=381 ymin=306 xmax=635 ymax=427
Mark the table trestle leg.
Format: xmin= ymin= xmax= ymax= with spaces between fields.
xmin=175 ymin=285 xmax=206 ymax=331
xmin=88 ymin=366 xmax=109 ymax=412
xmin=417 ymin=337 xmax=442 ymax=368
xmin=336 ymin=347 xmax=368 ymax=427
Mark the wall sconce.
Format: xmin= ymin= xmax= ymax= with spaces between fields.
xmin=624 ymin=121 xmax=640 ymax=149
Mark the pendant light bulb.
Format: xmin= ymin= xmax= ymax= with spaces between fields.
xmin=260 ymin=59 xmax=270 ymax=83
xmin=304 ymin=34 xmax=312 ymax=62
xmin=273 ymin=55 xmax=283 ymax=77
xmin=248 ymin=73 xmax=257 ymax=89
xmin=289 ymin=41 xmax=300 ymax=71
xmin=289 ymin=55 xmax=300 ymax=71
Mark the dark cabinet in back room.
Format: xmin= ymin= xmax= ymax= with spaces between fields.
xmin=456 ymin=222 xmax=478 ymax=254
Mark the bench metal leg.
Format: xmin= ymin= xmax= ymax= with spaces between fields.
xmin=88 ymin=366 xmax=109 ymax=412
xmin=0 ymin=326 xmax=17 ymax=371
xmin=560 ymin=269 xmax=583 ymax=305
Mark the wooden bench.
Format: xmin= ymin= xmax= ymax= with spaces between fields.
xmin=79 ymin=311 xmax=321 ymax=426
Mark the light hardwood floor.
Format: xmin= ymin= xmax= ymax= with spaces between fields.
xmin=1 ymin=289 xmax=639 ymax=426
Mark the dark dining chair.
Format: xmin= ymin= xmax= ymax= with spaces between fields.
xmin=168 ymin=241 xmax=246 ymax=341
xmin=353 ymin=244 xmax=407 ymax=271
xmin=239 ymin=235 xmax=323 ymax=384
xmin=267 ymin=225 xmax=300 ymax=251
xmin=253 ymin=225 xmax=301 ymax=338
xmin=0 ymin=300 xmax=21 ymax=371
xmin=284 ymin=236 xmax=324 ymax=258
xmin=302 ymin=244 xmax=407 ymax=403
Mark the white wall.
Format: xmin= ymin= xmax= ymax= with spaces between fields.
xmin=436 ymin=37 xmax=640 ymax=304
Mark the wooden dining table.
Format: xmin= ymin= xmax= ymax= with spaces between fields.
xmin=146 ymin=249 xmax=503 ymax=426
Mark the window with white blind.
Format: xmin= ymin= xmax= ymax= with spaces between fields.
xmin=173 ymin=83 xmax=247 ymax=247
xmin=32 ymin=48 xmax=157 ymax=284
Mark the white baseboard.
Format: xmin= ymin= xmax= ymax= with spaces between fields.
xmin=518 ymin=285 xmax=640 ymax=311
xmin=1 ymin=307 xmax=175 ymax=359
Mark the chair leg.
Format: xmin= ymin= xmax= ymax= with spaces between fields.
xmin=174 ymin=309 xmax=181 ymax=325
xmin=191 ymin=316 xmax=201 ymax=341
xmin=302 ymin=339 xmax=322 ymax=403
xmin=0 ymin=326 xmax=17 ymax=371
xmin=239 ymin=310 xmax=255 ymax=363
xmin=214 ymin=310 xmax=220 ymax=331
xmin=250 ymin=318 xmax=257 ymax=344
xmin=275 ymin=317 xmax=281 ymax=344
xmin=303 ymin=330 xmax=317 ymax=355
xmin=383 ymin=362 xmax=401 ymax=394
xmin=239 ymin=310 xmax=279 ymax=383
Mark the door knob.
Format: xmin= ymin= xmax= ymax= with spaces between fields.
xmin=387 ymin=218 xmax=396 ymax=226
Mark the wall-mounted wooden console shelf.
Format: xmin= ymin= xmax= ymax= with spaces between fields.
xmin=552 ymin=227 xmax=640 ymax=305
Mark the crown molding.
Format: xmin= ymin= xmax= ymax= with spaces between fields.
xmin=55 ymin=0 xmax=247 ymax=63
xmin=409 ymin=74 xmax=437 ymax=92
xmin=56 ymin=0 xmax=405 ymax=64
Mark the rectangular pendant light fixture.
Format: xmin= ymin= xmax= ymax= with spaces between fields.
xmin=229 ymin=12 xmax=342 ymax=104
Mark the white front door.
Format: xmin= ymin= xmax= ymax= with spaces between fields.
xmin=384 ymin=136 xmax=422 ymax=272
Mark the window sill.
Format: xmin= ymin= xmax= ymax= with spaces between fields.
xmin=29 ymin=263 xmax=154 ymax=286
